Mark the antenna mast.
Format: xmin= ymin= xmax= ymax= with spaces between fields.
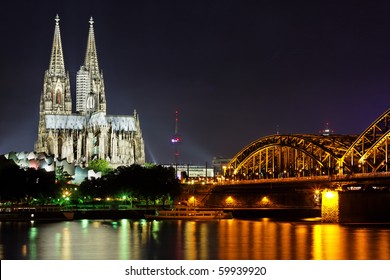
xmin=171 ymin=110 xmax=183 ymax=164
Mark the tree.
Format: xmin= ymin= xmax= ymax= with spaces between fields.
xmin=0 ymin=155 xmax=56 ymax=203
xmin=88 ymin=159 xmax=112 ymax=176
xmin=55 ymin=166 xmax=73 ymax=188
xmin=0 ymin=157 xmax=26 ymax=201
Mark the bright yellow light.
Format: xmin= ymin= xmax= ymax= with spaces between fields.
xmin=188 ymin=196 xmax=197 ymax=206
xmin=322 ymin=190 xmax=339 ymax=223
xmin=325 ymin=191 xmax=335 ymax=199
xmin=225 ymin=196 xmax=234 ymax=204
xmin=260 ymin=196 xmax=270 ymax=207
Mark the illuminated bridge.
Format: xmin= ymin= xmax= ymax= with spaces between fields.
xmin=225 ymin=108 xmax=390 ymax=180
xmin=199 ymin=109 xmax=390 ymax=222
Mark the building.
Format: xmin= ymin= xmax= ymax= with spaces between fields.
xmin=167 ymin=164 xmax=214 ymax=180
xmin=212 ymin=156 xmax=231 ymax=176
xmin=35 ymin=16 xmax=145 ymax=168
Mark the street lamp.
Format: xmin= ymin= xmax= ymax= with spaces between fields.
xmin=189 ymin=196 xmax=196 ymax=207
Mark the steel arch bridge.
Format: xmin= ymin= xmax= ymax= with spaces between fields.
xmin=225 ymin=109 xmax=390 ymax=179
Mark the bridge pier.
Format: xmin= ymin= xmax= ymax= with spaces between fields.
xmin=321 ymin=190 xmax=339 ymax=222
xmin=321 ymin=189 xmax=390 ymax=223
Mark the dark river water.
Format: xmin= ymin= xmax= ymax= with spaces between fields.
xmin=1 ymin=218 xmax=390 ymax=260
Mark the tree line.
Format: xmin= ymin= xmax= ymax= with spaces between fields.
xmin=79 ymin=164 xmax=181 ymax=206
xmin=0 ymin=155 xmax=181 ymax=206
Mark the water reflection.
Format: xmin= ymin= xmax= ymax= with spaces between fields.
xmin=0 ymin=219 xmax=390 ymax=260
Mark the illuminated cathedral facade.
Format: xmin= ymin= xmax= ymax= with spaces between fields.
xmin=35 ymin=16 xmax=145 ymax=167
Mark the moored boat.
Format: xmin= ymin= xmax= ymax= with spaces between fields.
xmin=145 ymin=207 xmax=233 ymax=220
xmin=0 ymin=206 xmax=74 ymax=221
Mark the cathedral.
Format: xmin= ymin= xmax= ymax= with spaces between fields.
xmin=34 ymin=15 xmax=145 ymax=168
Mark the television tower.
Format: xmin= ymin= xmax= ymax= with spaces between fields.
xmin=171 ymin=110 xmax=183 ymax=164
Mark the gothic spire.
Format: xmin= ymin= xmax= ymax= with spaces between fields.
xmin=49 ymin=14 xmax=65 ymax=76
xmin=84 ymin=17 xmax=99 ymax=74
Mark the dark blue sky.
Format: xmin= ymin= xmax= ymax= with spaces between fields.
xmin=1 ymin=0 xmax=390 ymax=164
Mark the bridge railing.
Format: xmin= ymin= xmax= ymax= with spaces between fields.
xmin=215 ymin=172 xmax=390 ymax=185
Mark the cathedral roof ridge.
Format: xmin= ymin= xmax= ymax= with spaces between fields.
xmin=106 ymin=114 xmax=135 ymax=118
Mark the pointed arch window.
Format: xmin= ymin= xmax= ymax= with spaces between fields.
xmin=56 ymin=89 xmax=61 ymax=104
xmin=58 ymin=137 xmax=63 ymax=158
xmin=47 ymin=138 xmax=54 ymax=156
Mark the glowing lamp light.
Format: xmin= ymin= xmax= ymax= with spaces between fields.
xmin=322 ymin=190 xmax=339 ymax=222
xmin=325 ymin=191 xmax=335 ymax=199
xmin=225 ymin=196 xmax=234 ymax=204
xmin=188 ymin=196 xmax=196 ymax=206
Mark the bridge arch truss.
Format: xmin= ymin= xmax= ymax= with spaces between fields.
xmin=340 ymin=108 xmax=390 ymax=174
xmin=226 ymin=108 xmax=390 ymax=179
xmin=226 ymin=134 xmax=355 ymax=179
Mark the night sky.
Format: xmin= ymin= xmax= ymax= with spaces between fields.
xmin=1 ymin=0 xmax=390 ymax=165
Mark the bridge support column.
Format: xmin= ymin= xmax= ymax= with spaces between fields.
xmin=321 ymin=190 xmax=339 ymax=223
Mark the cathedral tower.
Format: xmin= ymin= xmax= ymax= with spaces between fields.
xmin=35 ymin=15 xmax=72 ymax=157
xmin=43 ymin=15 xmax=72 ymax=115
xmin=76 ymin=17 xmax=106 ymax=115
xmin=41 ymin=15 xmax=72 ymax=114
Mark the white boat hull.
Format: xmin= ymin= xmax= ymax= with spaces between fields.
xmin=145 ymin=208 xmax=233 ymax=220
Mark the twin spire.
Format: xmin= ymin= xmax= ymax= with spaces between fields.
xmin=84 ymin=17 xmax=100 ymax=75
xmin=49 ymin=15 xmax=99 ymax=75
xmin=48 ymin=15 xmax=65 ymax=76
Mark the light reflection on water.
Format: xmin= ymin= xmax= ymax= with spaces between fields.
xmin=1 ymin=219 xmax=390 ymax=260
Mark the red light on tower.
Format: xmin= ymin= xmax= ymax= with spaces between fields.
xmin=171 ymin=110 xmax=183 ymax=163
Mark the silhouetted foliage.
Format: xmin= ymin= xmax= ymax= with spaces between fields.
xmin=0 ymin=155 xmax=56 ymax=202
xmin=55 ymin=166 xmax=73 ymax=188
xmin=79 ymin=164 xmax=181 ymax=202
xmin=88 ymin=159 xmax=113 ymax=176
xmin=0 ymin=154 xmax=181 ymax=205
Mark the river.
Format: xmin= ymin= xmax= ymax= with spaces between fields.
xmin=1 ymin=218 xmax=390 ymax=260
